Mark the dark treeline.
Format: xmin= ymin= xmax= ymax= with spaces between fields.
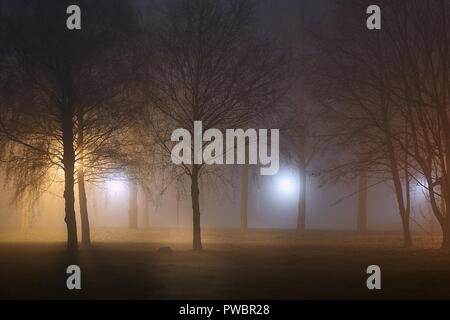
xmin=0 ymin=0 xmax=141 ymax=249
xmin=310 ymin=0 xmax=450 ymax=248
xmin=0 ymin=0 xmax=292 ymax=251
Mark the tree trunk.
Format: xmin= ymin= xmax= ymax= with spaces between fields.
xmin=357 ymin=164 xmax=368 ymax=233
xmin=296 ymin=1 xmax=307 ymax=232
xmin=297 ymin=111 xmax=307 ymax=232
xmin=77 ymin=169 xmax=90 ymax=246
xmin=128 ymin=181 xmax=138 ymax=229
xmin=191 ymin=165 xmax=202 ymax=251
xmin=77 ymin=107 xmax=91 ymax=246
xmin=176 ymin=189 xmax=181 ymax=227
xmin=240 ymin=162 xmax=249 ymax=232
xmin=441 ymin=220 xmax=450 ymax=250
xmin=62 ymin=111 xmax=78 ymax=251
xmin=400 ymin=214 xmax=412 ymax=248
xmin=297 ymin=170 xmax=306 ymax=231
xmin=386 ymin=134 xmax=413 ymax=247
xmin=142 ymin=187 xmax=150 ymax=228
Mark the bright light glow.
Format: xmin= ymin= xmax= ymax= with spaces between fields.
xmin=277 ymin=173 xmax=296 ymax=196
xmin=416 ymin=180 xmax=429 ymax=198
xmin=278 ymin=177 xmax=295 ymax=195
xmin=106 ymin=179 xmax=127 ymax=194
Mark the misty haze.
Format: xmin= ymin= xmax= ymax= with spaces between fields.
xmin=0 ymin=0 xmax=450 ymax=301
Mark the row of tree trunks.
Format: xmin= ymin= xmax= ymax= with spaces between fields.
xmin=238 ymin=139 xmax=365 ymax=235
xmin=128 ymin=182 xmax=151 ymax=229
xmin=75 ymin=175 xmax=152 ymax=248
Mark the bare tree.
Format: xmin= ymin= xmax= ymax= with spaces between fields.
xmin=0 ymin=0 xmax=138 ymax=250
xmin=309 ymin=0 xmax=414 ymax=246
xmin=139 ymin=0 xmax=290 ymax=250
xmin=385 ymin=0 xmax=450 ymax=249
xmin=264 ymin=0 xmax=325 ymax=233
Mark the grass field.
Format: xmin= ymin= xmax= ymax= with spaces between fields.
xmin=0 ymin=228 xmax=449 ymax=299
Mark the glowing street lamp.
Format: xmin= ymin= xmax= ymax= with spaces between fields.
xmin=275 ymin=170 xmax=298 ymax=198
xmin=105 ymin=178 xmax=127 ymax=195
xmin=278 ymin=177 xmax=295 ymax=195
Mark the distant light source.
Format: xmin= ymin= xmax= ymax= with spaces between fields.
xmin=417 ymin=180 xmax=428 ymax=195
xmin=278 ymin=177 xmax=295 ymax=195
xmin=106 ymin=179 xmax=127 ymax=194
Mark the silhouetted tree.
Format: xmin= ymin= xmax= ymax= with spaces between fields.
xmin=0 ymin=0 xmax=138 ymax=249
xmin=310 ymin=0 xmax=414 ymax=246
xmin=140 ymin=0 xmax=290 ymax=250
xmin=386 ymin=0 xmax=450 ymax=249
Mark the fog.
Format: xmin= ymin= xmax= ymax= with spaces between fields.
xmin=1 ymin=0 xmax=449 ymax=301
xmin=0 ymin=166 xmax=432 ymax=233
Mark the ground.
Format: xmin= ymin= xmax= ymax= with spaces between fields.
xmin=0 ymin=228 xmax=449 ymax=299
